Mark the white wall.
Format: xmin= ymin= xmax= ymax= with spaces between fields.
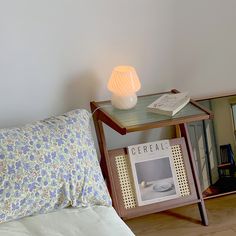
xmin=0 ymin=0 xmax=174 ymax=129
xmin=172 ymin=0 xmax=236 ymax=98
xmin=1 ymin=1 xmax=236 ymax=146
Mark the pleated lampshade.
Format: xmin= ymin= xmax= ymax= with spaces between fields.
xmin=107 ymin=66 xmax=141 ymax=96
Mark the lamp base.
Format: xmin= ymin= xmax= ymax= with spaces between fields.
xmin=111 ymin=93 xmax=137 ymax=110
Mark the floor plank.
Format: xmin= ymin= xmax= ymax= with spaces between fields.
xmin=125 ymin=194 xmax=236 ymax=236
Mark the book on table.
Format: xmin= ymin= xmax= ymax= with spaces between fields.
xmin=147 ymin=92 xmax=190 ymax=116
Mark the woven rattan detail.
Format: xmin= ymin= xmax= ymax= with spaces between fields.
xmin=115 ymin=155 xmax=137 ymax=209
xmin=115 ymin=145 xmax=190 ymax=209
xmin=171 ymin=145 xmax=190 ymax=196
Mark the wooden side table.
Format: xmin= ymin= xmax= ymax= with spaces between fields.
xmin=90 ymin=90 xmax=212 ymax=225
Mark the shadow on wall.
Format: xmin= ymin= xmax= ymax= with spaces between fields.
xmin=137 ymin=126 xmax=175 ymax=145
xmin=64 ymin=71 xmax=100 ymax=112
xmin=63 ymin=71 xmax=103 ymax=155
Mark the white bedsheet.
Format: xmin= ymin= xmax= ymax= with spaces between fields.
xmin=0 ymin=206 xmax=134 ymax=236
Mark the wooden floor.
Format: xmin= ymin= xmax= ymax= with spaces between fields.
xmin=125 ymin=194 xmax=236 ymax=236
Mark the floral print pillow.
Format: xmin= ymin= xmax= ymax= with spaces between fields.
xmin=0 ymin=109 xmax=111 ymax=223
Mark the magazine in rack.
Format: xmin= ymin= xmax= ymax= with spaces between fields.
xmin=128 ymin=139 xmax=181 ymax=206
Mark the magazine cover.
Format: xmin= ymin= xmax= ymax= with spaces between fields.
xmin=128 ymin=140 xmax=180 ymax=206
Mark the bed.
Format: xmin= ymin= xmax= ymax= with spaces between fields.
xmin=0 ymin=206 xmax=134 ymax=236
xmin=0 ymin=109 xmax=134 ymax=235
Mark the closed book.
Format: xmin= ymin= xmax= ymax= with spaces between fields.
xmin=147 ymin=92 xmax=190 ymax=116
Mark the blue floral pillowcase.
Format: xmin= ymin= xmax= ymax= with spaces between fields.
xmin=0 ymin=109 xmax=112 ymax=223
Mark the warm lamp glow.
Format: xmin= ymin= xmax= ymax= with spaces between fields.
xmin=107 ymin=66 xmax=141 ymax=109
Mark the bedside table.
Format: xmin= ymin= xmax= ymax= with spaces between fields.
xmin=90 ymin=90 xmax=212 ymax=225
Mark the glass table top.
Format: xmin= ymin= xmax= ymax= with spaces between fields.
xmin=96 ymin=93 xmax=208 ymax=129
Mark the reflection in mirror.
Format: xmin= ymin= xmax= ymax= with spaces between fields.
xmin=188 ymin=94 xmax=236 ymax=198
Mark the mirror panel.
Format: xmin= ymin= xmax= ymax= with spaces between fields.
xmin=189 ymin=94 xmax=236 ymax=198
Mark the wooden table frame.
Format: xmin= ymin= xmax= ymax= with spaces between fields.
xmin=90 ymin=90 xmax=213 ymax=226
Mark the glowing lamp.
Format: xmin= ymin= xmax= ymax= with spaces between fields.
xmin=107 ymin=66 xmax=141 ymax=109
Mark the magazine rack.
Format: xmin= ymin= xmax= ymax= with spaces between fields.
xmin=90 ymin=89 xmax=213 ymax=225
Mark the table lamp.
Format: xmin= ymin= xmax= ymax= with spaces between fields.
xmin=107 ymin=66 xmax=141 ymax=109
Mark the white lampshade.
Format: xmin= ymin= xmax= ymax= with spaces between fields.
xmin=107 ymin=66 xmax=141 ymax=109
